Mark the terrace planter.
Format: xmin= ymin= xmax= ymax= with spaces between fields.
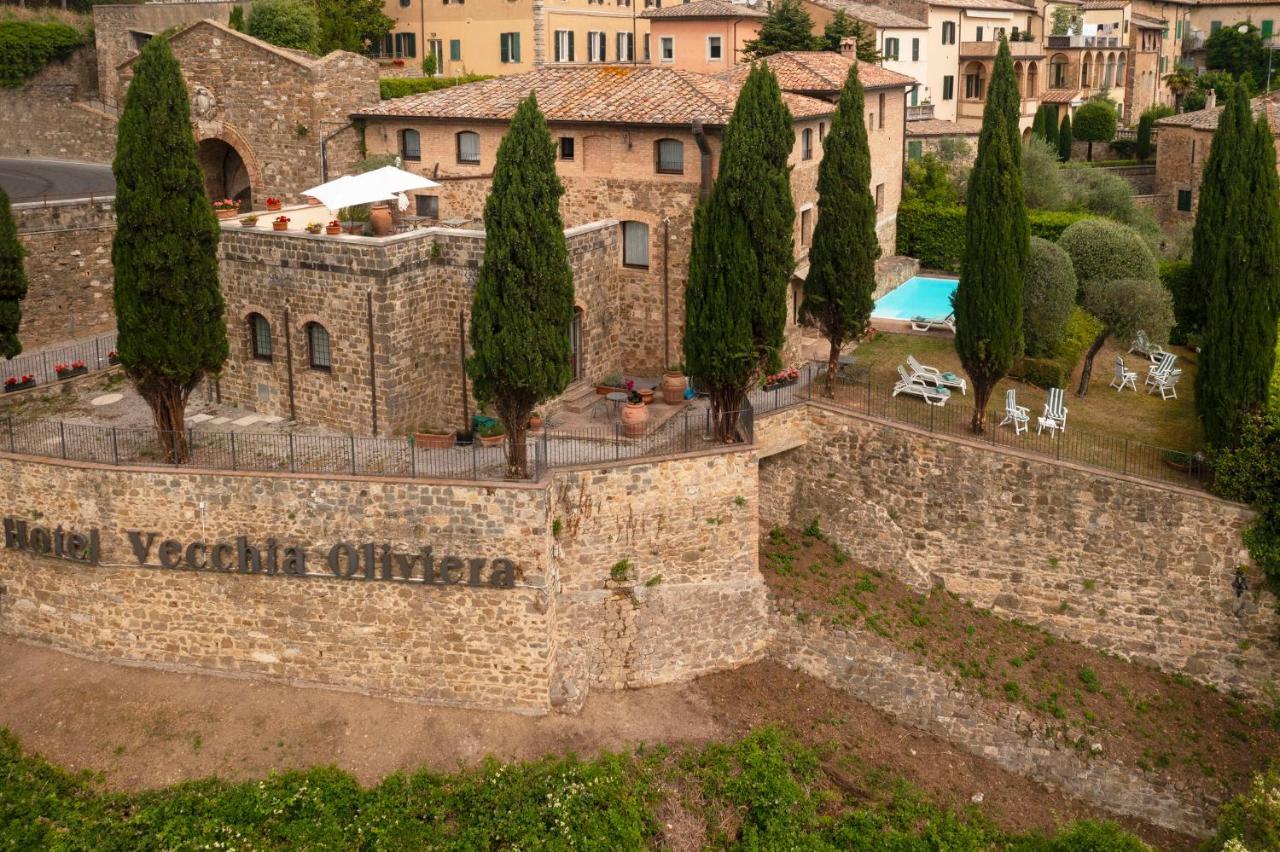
xmin=3 ymin=379 xmax=34 ymax=393
xmin=107 ymin=354 xmax=120 ymax=366
xmin=637 ymin=388 xmax=654 ymax=405
xmin=369 ymin=204 xmax=393 ymax=236
xmin=479 ymin=433 xmax=505 ymax=448
xmin=660 ymin=370 xmax=686 ymax=405
xmin=325 ymin=224 xmax=343 ymax=236
xmin=414 ymin=431 xmax=454 ymax=449
xmin=763 ymin=378 xmax=797 ymax=391
xmin=273 ymin=221 xmax=289 ymax=232
xmin=266 ymin=200 xmax=282 ymax=212
xmin=528 ymin=414 xmax=543 ymax=432
xmin=595 ymin=384 xmax=625 ymax=395
xmin=55 ymin=366 xmax=88 ymax=381
xmin=240 ymin=219 xmax=259 ymax=228
xmin=215 ymin=208 xmax=238 ymax=220
xmin=621 ymin=401 xmax=648 ymax=438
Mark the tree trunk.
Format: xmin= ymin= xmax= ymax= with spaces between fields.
xmin=709 ymin=387 xmax=745 ymax=443
xmin=140 ymin=379 xmax=191 ymax=464
xmin=969 ymin=378 xmax=993 ymax=434
xmin=823 ymin=336 xmax=841 ymax=399
xmin=1076 ymin=329 xmax=1111 ymax=397
xmin=505 ymin=421 xmax=529 ymax=479
xmin=1086 ymin=141 xmax=1093 ymax=161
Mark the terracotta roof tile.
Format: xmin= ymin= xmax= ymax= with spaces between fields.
xmin=807 ymin=0 xmax=928 ymax=28
xmin=925 ymin=0 xmax=1036 ymax=10
xmin=717 ymin=51 xmax=916 ymax=93
xmin=1130 ymin=12 xmax=1166 ymax=26
xmin=356 ymin=65 xmax=835 ymax=126
xmin=1079 ymin=0 xmax=1126 ymax=8
xmin=1041 ymin=88 xmax=1081 ymax=103
xmin=906 ymin=118 xmax=978 ymax=136
xmin=1157 ymin=95 xmax=1280 ymax=132
xmin=640 ymin=0 xmax=766 ymax=18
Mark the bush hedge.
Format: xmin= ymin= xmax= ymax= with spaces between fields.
xmin=896 ymin=202 xmax=1090 ymax=273
xmin=380 ymin=74 xmax=490 ymax=100
xmin=1160 ymin=259 xmax=1194 ymax=344
xmin=0 ymin=19 xmax=87 ymax=88
xmin=1009 ymin=307 xmax=1103 ymax=388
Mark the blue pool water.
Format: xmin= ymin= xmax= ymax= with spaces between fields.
xmin=872 ymin=276 xmax=958 ymax=321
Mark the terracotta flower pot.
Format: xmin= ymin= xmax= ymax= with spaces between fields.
xmin=660 ymin=371 xmax=686 ymax=405
xmin=621 ymin=402 xmax=648 ymax=438
xmin=415 ymin=431 xmax=453 ymax=449
xmin=266 ymin=201 xmax=282 ymax=212
xmin=638 ymin=388 xmax=654 ymax=406
xmin=528 ymin=414 xmax=543 ymax=432
xmin=325 ymin=225 xmax=342 ymax=235
xmin=480 ymin=433 xmax=505 ymax=447
xmin=369 ymin=204 xmax=393 ymax=236
xmin=215 ymin=208 xmax=238 ymax=220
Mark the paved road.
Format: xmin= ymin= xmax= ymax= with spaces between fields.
xmin=0 ymin=158 xmax=114 ymax=203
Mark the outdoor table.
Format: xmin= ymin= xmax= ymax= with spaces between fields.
xmin=605 ymin=391 xmax=629 ymax=418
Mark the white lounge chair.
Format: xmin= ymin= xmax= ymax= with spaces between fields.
xmin=910 ymin=312 xmax=956 ymax=334
xmin=1146 ymin=353 xmax=1181 ymax=400
xmin=1038 ymin=387 xmax=1068 ymax=434
xmin=907 ymin=354 xmax=967 ymax=395
xmin=1109 ymin=356 xmax=1138 ymax=392
xmin=893 ymin=364 xmax=951 ymax=406
xmin=1129 ymin=330 xmax=1169 ymax=364
xmin=998 ymin=388 xmax=1030 ymax=435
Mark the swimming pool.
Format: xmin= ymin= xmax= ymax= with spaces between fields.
xmin=872 ymin=276 xmax=958 ymax=321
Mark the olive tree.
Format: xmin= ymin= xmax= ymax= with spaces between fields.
xmin=1077 ymin=277 xmax=1173 ymax=395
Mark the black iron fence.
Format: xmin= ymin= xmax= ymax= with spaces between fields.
xmin=0 ymin=331 xmax=119 ymax=389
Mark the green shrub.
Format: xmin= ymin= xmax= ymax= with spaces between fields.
xmin=1212 ymin=764 xmax=1280 ymax=851
xmin=896 ymin=202 xmax=1089 ymax=273
xmin=1212 ymin=412 xmax=1280 ymax=590
xmin=1159 ymin=259 xmax=1194 ymax=343
xmin=246 ymin=0 xmax=320 ymax=54
xmin=0 ymin=19 xmax=87 ymax=88
xmin=1035 ymin=819 xmax=1153 ymax=851
xmin=1010 ymin=307 xmax=1102 ymax=388
xmin=1057 ymin=218 xmax=1157 ymax=291
xmin=1108 ymin=139 xmax=1136 ymax=158
xmin=380 ymin=73 xmax=490 ymax=99
xmin=1023 ymin=237 xmax=1077 ymax=358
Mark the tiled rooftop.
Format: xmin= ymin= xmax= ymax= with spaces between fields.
xmin=640 ymin=0 xmax=767 ymax=18
xmin=1079 ymin=0 xmax=1126 ymax=8
xmin=717 ymin=51 xmax=916 ymax=93
xmin=905 ymin=118 xmax=977 ymax=136
xmin=1157 ymin=95 xmax=1280 ymax=131
xmin=925 ymin=0 xmax=1035 ymax=11
xmin=356 ymin=65 xmax=835 ymax=126
xmin=808 ymin=0 xmax=928 ymax=28
xmin=1040 ymin=89 xmax=1081 ymax=103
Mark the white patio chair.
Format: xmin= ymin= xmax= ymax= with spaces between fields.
xmin=910 ymin=312 xmax=956 ymax=334
xmin=1129 ymin=330 xmax=1152 ymax=357
xmin=1039 ymin=387 xmax=1068 ymax=434
xmin=1145 ymin=352 xmax=1179 ymax=388
xmin=1109 ymin=356 xmax=1138 ymax=392
xmin=906 ymin=354 xmax=967 ymax=395
xmin=893 ymin=364 xmax=951 ymax=407
xmin=997 ymin=388 xmax=1030 ymax=435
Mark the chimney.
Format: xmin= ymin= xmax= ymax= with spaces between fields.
xmin=1206 ymin=89 xmax=1217 ymax=110
xmin=840 ymin=36 xmax=860 ymax=61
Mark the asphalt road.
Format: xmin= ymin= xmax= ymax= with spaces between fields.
xmin=0 ymin=158 xmax=115 ymax=202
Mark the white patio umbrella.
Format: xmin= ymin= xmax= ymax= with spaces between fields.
xmin=302 ymin=166 xmax=440 ymax=211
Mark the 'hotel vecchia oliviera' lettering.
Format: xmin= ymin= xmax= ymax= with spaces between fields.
xmin=123 ymin=531 xmax=516 ymax=589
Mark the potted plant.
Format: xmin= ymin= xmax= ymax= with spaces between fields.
xmin=596 ymin=371 xmax=625 ymax=395
xmin=107 ymin=350 xmax=120 ymax=366
xmin=3 ymin=374 xmax=34 ymax=393
xmin=477 ymin=421 xmax=505 ymax=447
xmin=212 ymin=198 xmax=239 ymax=219
xmin=455 ymin=428 xmax=474 ymax=446
xmin=528 ymin=411 xmax=544 ymax=432
xmin=241 ymin=214 xmax=259 ymax=229
xmin=763 ymin=366 xmax=801 ymax=391
xmin=325 ymin=219 xmax=342 ymax=236
xmin=305 ymin=221 xmax=323 ymax=234
xmin=661 ymin=363 xmax=686 ymax=405
xmin=55 ymin=360 xmax=88 ymax=380
xmin=266 ymin=196 xmax=282 ymax=212
xmin=621 ymin=389 xmax=649 ymax=437
xmin=414 ymin=427 xmax=454 ymax=449
xmin=272 ymin=215 xmax=291 ymax=232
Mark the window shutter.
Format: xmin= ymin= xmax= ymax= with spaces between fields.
xmin=554 ymin=31 xmax=562 ymax=62
xmin=569 ymin=31 xmax=575 ymax=61
xmin=501 ymin=34 xmax=509 ymax=63
xmin=513 ymin=32 xmax=521 ymax=62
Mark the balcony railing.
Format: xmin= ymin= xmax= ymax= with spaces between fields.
xmin=906 ymin=104 xmax=935 ymax=121
xmin=960 ymin=40 xmax=1045 ymax=58
xmin=1046 ymin=34 xmax=1122 ymax=49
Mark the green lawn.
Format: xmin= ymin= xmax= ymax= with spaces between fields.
xmin=849 ymin=331 xmax=1203 ymax=452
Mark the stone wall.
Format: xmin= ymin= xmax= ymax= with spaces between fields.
xmin=756 ymin=403 xmax=1280 ymax=699
xmin=13 ymin=199 xmax=117 ymax=348
xmin=0 ymin=47 xmax=117 ymax=163
xmin=770 ymin=605 xmax=1216 ymax=837
xmin=0 ymin=443 xmax=768 ymax=714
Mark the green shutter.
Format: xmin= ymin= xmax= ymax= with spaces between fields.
xmin=500 ymin=33 xmax=509 ymax=63
xmin=513 ymin=32 xmax=521 ymax=62
xmin=908 ymin=140 xmax=923 ymax=160
xmin=450 ymin=39 xmax=460 ymax=61
xmin=1263 ymin=20 xmax=1274 ymax=38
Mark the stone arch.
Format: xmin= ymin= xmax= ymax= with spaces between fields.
xmin=1081 ymin=53 xmax=1091 ymax=87
xmin=1014 ymin=61 xmax=1025 ymax=97
xmin=1027 ymin=61 xmax=1038 ymax=97
xmin=1115 ymin=52 xmax=1126 ymax=86
xmin=1050 ymin=52 xmax=1069 ymax=88
xmin=1104 ymin=52 xmax=1116 ymax=88
xmin=1022 ymin=127 xmax=1032 ymax=144
xmin=195 ymin=124 xmax=264 ymax=209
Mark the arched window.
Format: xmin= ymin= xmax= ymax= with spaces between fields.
xmin=399 ymin=129 xmax=421 ymax=161
xmin=1026 ymin=61 xmax=1038 ymax=97
xmin=248 ymin=313 xmax=272 ymax=361
xmin=801 ymin=128 xmax=813 ymax=160
xmin=456 ymin=131 xmax=480 ymax=164
xmin=621 ymin=221 xmax=649 ymax=269
xmin=1115 ymin=53 xmax=1125 ymax=86
xmin=1104 ymin=53 xmax=1116 ymax=88
xmin=1081 ymin=54 xmax=1091 ymax=88
xmin=1014 ymin=61 xmax=1024 ymax=97
xmin=654 ymin=138 xmax=684 ymax=174
xmin=1049 ymin=53 xmax=1068 ymax=89
xmin=963 ymin=62 xmax=986 ymax=100
xmin=1094 ymin=51 xmax=1104 ymax=87
xmin=306 ymin=322 xmax=332 ymax=371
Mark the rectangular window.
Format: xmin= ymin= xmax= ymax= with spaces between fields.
xmin=656 ymin=138 xmax=683 ymax=173
xmin=449 ymin=39 xmax=461 ymax=61
xmin=1264 ymin=20 xmax=1274 ymax=38
xmin=560 ymin=137 xmax=575 ymax=160
xmin=1175 ymin=19 xmax=1182 ymax=39
xmin=617 ymin=32 xmax=633 ymax=61
xmin=1177 ymin=189 xmax=1192 ymax=212
xmin=500 ymin=32 xmax=521 ymax=63
xmin=975 ymin=26 xmax=984 ymax=42
xmin=942 ymin=21 xmax=955 ymax=44
xmin=659 ymin=35 xmax=674 ymax=62
xmin=622 ymin=221 xmax=649 ymax=268
xmin=910 ymin=87 xmax=918 ymax=106
xmin=428 ymin=38 xmax=442 ymax=69
xmin=801 ymin=128 xmax=813 ymax=160
xmin=1210 ymin=20 xmax=1222 ymax=33
xmin=400 ymin=129 xmax=421 ymax=161
xmin=907 ymin=140 xmax=923 ymax=160
xmin=457 ymin=132 xmax=480 ymax=164
xmin=395 ymin=32 xmax=417 ymax=58
xmin=416 ymin=194 xmax=439 ymax=218
xmin=875 ymin=183 xmax=885 ymax=213
xmin=942 ymin=75 xmax=954 ymax=100
xmin=588 ymin=31 xmax=606 ymax=62
xmin=644 ymin=33 xmax=651 ymax=61
xmin=911 ymin=37 xmax=919 ymax=61
xmin=884 ymin=37 xmax=899 ymax=60
xmin=878 ymin=92 xmax=885 ymax=129
xmin=818 ymin=121 xmax=825 ymax=141
xmin=554 ymin=30 xmax=574 ymax=62
xmin=707 ymin=35 xmax=722 ymax=60
xmin=800 ymin=208 xmax=813 ymax=246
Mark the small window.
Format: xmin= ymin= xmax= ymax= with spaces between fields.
xmin=878 ymin=93 xmax=885 ymax=129
xmin=456 ymin=131 xmax=480 ymax=164
xmin=449 ymin=39 xmax=461 ymax=61
xmin=942 ymin=21 xmax=955 ymax=45
xmin=306 ymin=323 xmax=332 ymax=371
xmin=249 ymin=314 xmax=272 ymax=361
xmin=500 ymin=32 xmax=521 ymax=63
xmin=907 ymin=140 xmax=923 ymax=160
xmin=560 ymin=137 xmax=575 ymax=160
xmin=655 ymin=138 xmax=683 ymax=174
xmin=588 ymin=30 xmax=606 ymax=61
xmin=707 ymin=35 xmax=722 ymax=60
xmin=1177 ymin=189 xmax=1192 ymax=212
xmin=911 ymin=37 xmax=919 ymax=61
xmin=942 ymin=75 xmax=954 ymax=100
xmin=399 ymin=128 xmax=421 ymax=162
xmin=644 ymin=33 xmax=651 ymax=62
xmin=416 ymin=194 xmax=439 ymax=218
xmin=617 ymin=31 xmax=633 ymax=61
xmin=801 ymin=128 xmax=813 ymax=160
xmin=818 ymin=122 xmax=826 ymax=141
xmin=975 ymin=26 xmax=984 ymax=42
xmin=1210 ymin=20 xmax=1222 ymax=33
xmin=875 ymin=183 xmax=885 ymax=213
xmin=660 ymin=36 xmax=674 ymax=62
xmin=885 ymin=37 xmax=899 ymax=60
xmin=622 ymin=221 xmax=649 ymax=268
xmin=399 ymin=0 xmax=409 ymax=6
xmin=800 ymin=208 xmax=813 ymax=246
xmin=395 ymin=32 xmax=417 ymax=58
xmin=554 ymin=30 xmax=574 ymax=62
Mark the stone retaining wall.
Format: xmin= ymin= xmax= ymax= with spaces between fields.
xmin=0 ymin=48 xmax=117 ymax=163
xmin=769 ymin=604 xmax=1217 ymax=837
xmin=756 ymin=403 xmax=1280 ymax=699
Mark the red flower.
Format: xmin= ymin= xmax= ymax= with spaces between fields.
xmin=72 ymin=360 xmax=85 ymax=370
xmin=4 ymin=377 xmax=15 ymax=387
xmin=266 ymin=197 xmax=281 ymax=206
xmin=54 ymin=363 xmax=68 ymax=373
xmin=274 ymin=215 xmax=291 ymax=224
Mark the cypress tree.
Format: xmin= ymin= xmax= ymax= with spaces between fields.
xmin=801 ymin=62 xmax=878 ymax=397
xmin=111 ymin=37 xmax=226 ymax=464
xmin=685 ymin=63 xmax=795 ymax=440
xmin=1043 ymin=105 xmax=1059 ymax=149
xmin=467 ymin=93 xmax=574 ymax=477
xmin=0 ymin=188 xmax=27 ymax=360
xmin=955 ymin=37 xmax=1028 ymax=433
xmin=1058 ymin=113 xmax=1072 ymax=161
xmin=1196 ymin=86 xmax=1280 ymax=447
xmin=1030 ymin=107 xmax=1046 ymax=143
xmin=1188 ymin=80 xmax=1241 ymax=336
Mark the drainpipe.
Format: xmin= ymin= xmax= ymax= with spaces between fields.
xmin=367 ymin=290 xmax=379 ymax=437
xmin=662 ymin=217 xmax=670 ymax=368
xmin=320 ymin=121 xmax=354 ymax=182
xmin=900 ymin=83 xmax=917 ymax=233
xmin=692 ymin=120 xmax=712 ymax=202
xmin=283 ymin=307 xmax=297 ymax=422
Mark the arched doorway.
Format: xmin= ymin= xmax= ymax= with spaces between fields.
xmin=197 ymin=138 xmax=252 ymax=209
